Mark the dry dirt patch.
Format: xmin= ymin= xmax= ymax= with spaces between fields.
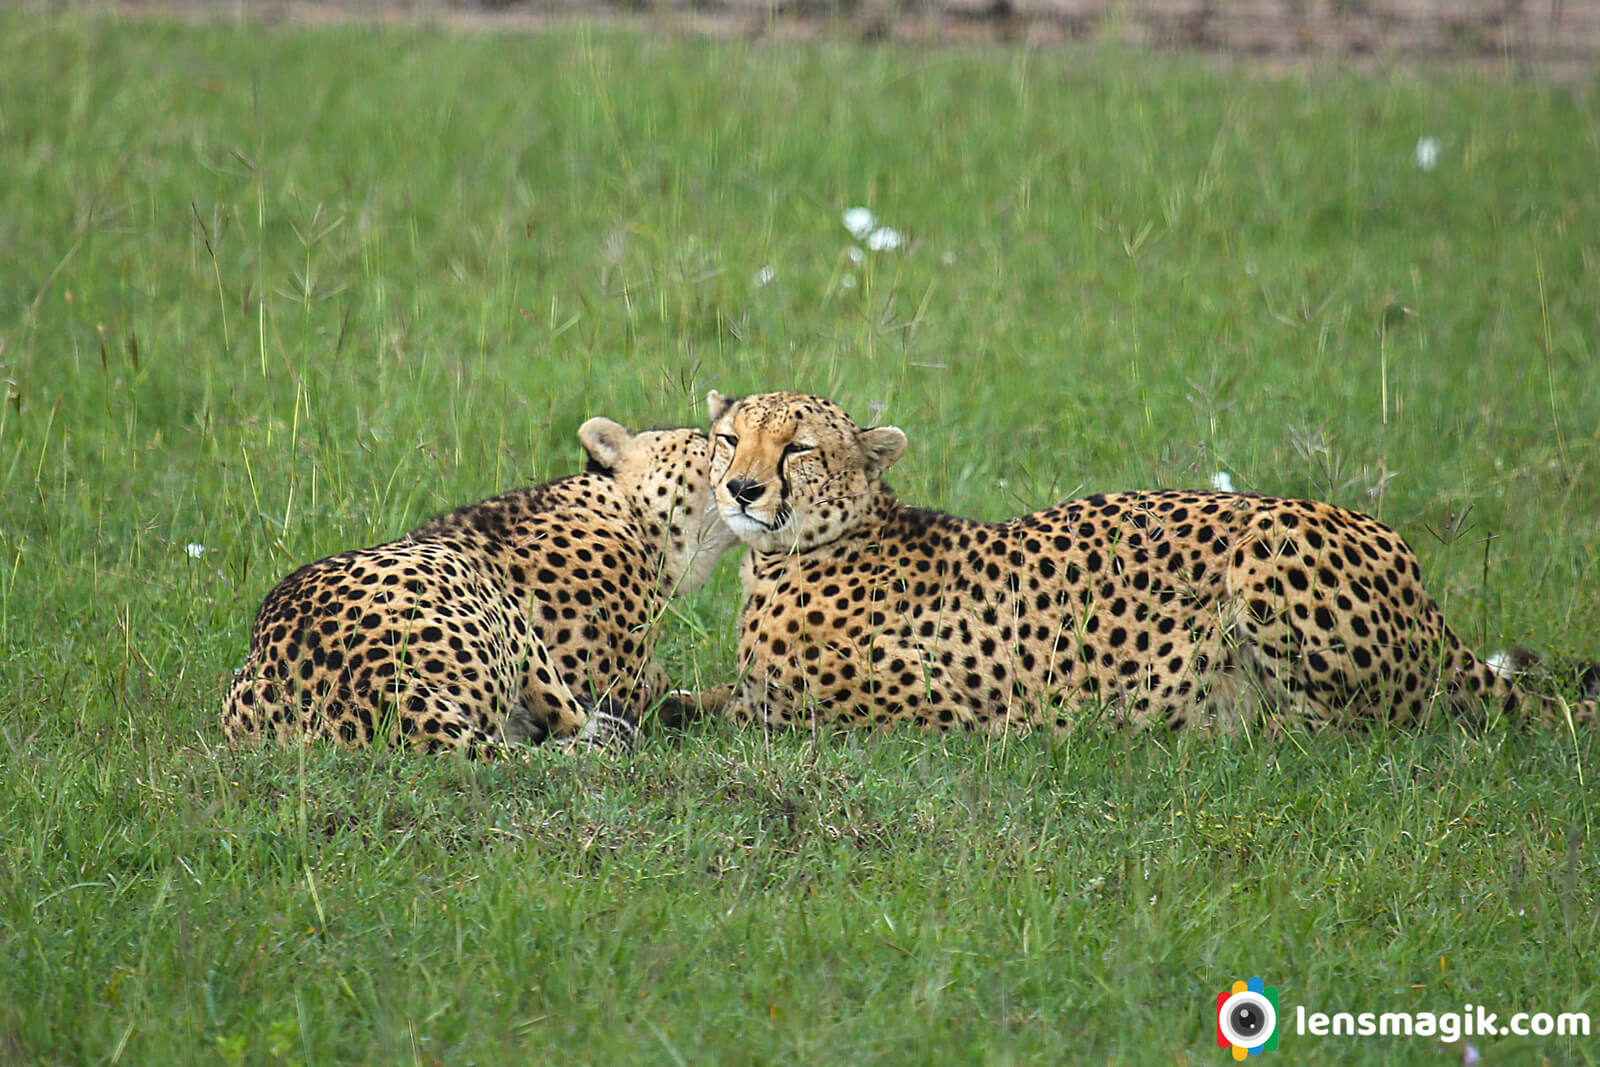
xmin=96 ymin=0 xmax=1600 ymax=72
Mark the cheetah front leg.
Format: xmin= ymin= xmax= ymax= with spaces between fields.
xmin=655 ymin=683 xmax=737 ymax=727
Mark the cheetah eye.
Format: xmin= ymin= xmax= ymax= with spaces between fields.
xmin=782 ymin=442 xmax=815 ymax=459
xmin=717 ymin=433 xmax=738 ymax=450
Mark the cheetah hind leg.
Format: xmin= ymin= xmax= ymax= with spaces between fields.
xmin=221 ymin=665 xmax=376 ymax=748
xmin=508 ymin=633 xmax=641 ymax=752
xmin=368 ymin=680 xmax=508 ymax=757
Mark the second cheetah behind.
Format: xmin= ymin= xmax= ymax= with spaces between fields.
xmin=222 ymin=417 xmax=738 ymax=755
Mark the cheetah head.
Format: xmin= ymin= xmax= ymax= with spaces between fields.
xmin=578 ymin=417 xmax=740 ymax=594
xmin=706 ymin=390 xmax=907 ymax=554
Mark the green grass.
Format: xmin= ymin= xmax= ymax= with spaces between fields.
xmin=2 ymin=12 xmax=1598 ymax=1064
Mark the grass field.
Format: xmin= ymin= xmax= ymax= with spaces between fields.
xmin=3 ymin=12 xmax=1599 ymax=1064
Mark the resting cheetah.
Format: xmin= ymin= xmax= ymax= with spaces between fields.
xmin=221 ymin=418 xmax=738 ymax=755
xmin=696 ymin=390 xmax=1594 ymax=734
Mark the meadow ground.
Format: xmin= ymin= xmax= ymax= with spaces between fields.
xmin=2 ymin=14 xmax=1599 ymax=1064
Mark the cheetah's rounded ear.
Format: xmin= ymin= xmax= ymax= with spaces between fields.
xmin=707 ymin=390 xmax=737 ymax=423
xmin=578 ymin=417 xmax=633 ymax=468
xmin=858 ymin=426 xmax=907 ymax=475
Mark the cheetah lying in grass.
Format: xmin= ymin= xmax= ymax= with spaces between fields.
xmin=222 ymin=418 xmax=738 ymax=756
xmin=689 ymin=390 xmax=1594 ymax=734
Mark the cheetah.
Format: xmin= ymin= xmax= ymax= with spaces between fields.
xmin=693 ymin=390 xmax=1594 ymax=734
xmin=221 ymin=417 xmax=739 ymax=755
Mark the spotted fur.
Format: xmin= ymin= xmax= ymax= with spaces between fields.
xmin=221 ymin=418 xmax=738 ymax=755
xmin=698 ymin=390 xmax=1595 ymax=734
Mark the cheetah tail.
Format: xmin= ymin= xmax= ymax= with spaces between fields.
xmin=1448 ymin=637 xmax=1598 ymax=730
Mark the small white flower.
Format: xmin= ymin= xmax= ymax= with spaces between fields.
xmin=1415 ymin=136 xmax=1441 ymax=172
xmin=840 ymin=274 xmax=857 ymax=290
xmin=866 ymin=226 xmax=902 ymax=252
xmin=940 ymin=250 xmax=957 ymax=266
xmin=755 ymin=265 xmax=776 ymax=287
xmin=846 ymin=245 xmax=866 ymax=265
xmin=842 ymin=207 xmax=876 ymax=240
xmin=185 ymin=543 xmax=207 ymax=558
xmin=1210 ymin=472 xmax=1235 ymax=493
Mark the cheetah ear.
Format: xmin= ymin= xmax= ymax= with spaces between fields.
xmin=578 ymin=417 xmax=633 ymax=468
xmin=706 ymin=389 xmax=737 ymax=423
xmin=858 ymin=426 xmax=907 ymax=475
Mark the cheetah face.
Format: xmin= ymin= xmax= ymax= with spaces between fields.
xmin=578 ymin=419 xmax=740 ymax=593
xmin=705 ymin=390 xmax=906 ymax=554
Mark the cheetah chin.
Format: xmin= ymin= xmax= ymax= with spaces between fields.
xmin=721 ymin=508 xmax=787 ymax=539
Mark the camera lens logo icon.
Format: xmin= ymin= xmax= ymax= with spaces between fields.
xmin=1216 ymin=977 xmax=1279 ymax=1058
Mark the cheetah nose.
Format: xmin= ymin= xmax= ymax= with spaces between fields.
xmin=726 ymin=477 xmax=765 ymax=507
